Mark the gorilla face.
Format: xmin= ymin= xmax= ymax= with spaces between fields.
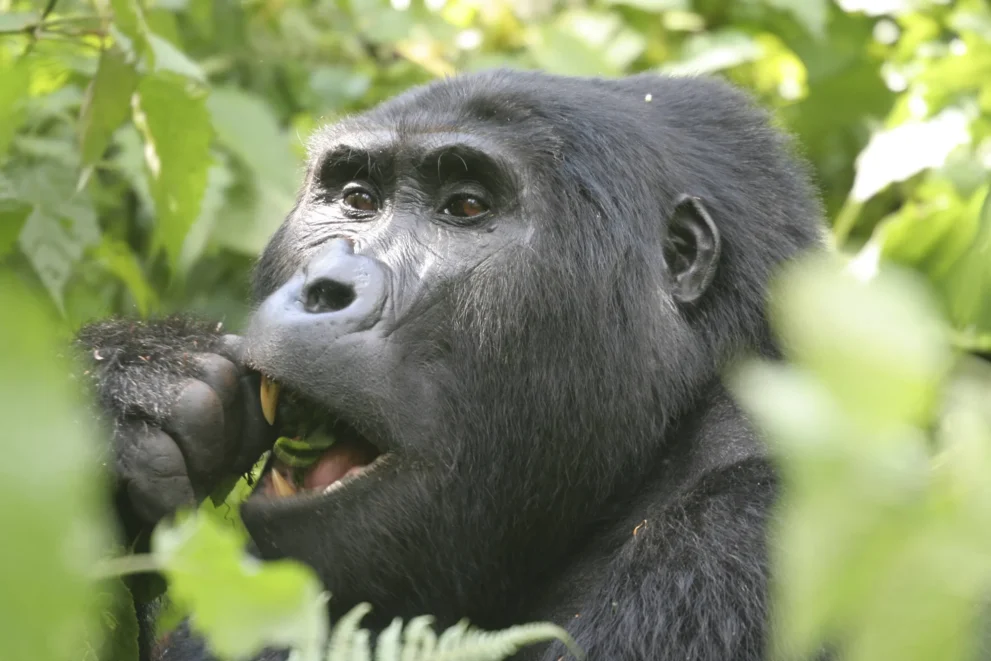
xmin=235 ymin=70 xmax=815 ymax=627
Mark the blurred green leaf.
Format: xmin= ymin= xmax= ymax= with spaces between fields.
xmin=133 ymin=73 xmax=212 ymax=271
xmin=0 ymin=12 xmax=37 ymax=32
xmin=79 ymin=47 xmax=140 ymax=168
xmin=93 ymin=238 xmax=156 ymax=316
xmin=527 ymin=24 xmax=620 ymax=76
xmin=765 ymin=0 xmax=829 ymax=39
xmin=602 ymin=0 xmax=688 ymax=10
xmin=151 ymin=513 xmax=327 ymax=661
xmin=771 ymin=255 xmax=953 ymax=430
xmin=110 ymin=0 xmax=153 ymax=62
xmin=662 ymin=30 xmax=763 ymax=75
xmin=0 ymin=174 xmax=30 ymax=256
xmin=148 ymin=33 xmax=206 ymax=83
xmin=0 ymin=60 xmax=31 ymax=160
xmin=0 ymin=274 xmax=111 ymax=661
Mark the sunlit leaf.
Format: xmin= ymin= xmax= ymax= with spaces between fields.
xmin=527 ymin=24 xmax=619 ymax=76
xmin=866 ymin=181 xmax=991 ymax=339
xmin=851 ymin=108 xmax=972 ymax=203
xmin=771 ymin=255 xmax=953 ymax=430
xmin=151 ymin=513 xmax=327 ymax=661
xmin=601 ymin=0 xmax=687 ymax=10
xmin=0 ymin=12 xmax=37 ymax=32
xmin=661 ymin=30 xmax=763 ymax=76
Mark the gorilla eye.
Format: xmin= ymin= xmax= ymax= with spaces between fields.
xmin=342 ymin=187 xmax=379 ymax=214
xmin=442 ymin=195 xmax=489 ymax=220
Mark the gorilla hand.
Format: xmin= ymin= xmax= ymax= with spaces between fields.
xmin=76 ymin=316 xmax=274 ymax=535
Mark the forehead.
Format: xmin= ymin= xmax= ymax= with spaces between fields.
xmin=304 ymin=76 xmax=562 ymax=169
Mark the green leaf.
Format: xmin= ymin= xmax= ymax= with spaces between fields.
xmin=661 ymin=30 xmax=763 ymax=76
xmin=770 ymin=255 xmax=953 ymax=431
xmin=132 ymin=73 xmax=213 ymax=271
xmin=0 ymin=12 xmax=37 ymax=32
xmin=93 ymin=238 xmax=157 ymax=316
xmin=206 ymin=87 xmax=301 ymax=194
xmin=82 ymin=579 xmax=140 ymax=661
xmin=527 ymin=24 xmax=619 ymax=77
xmin=177 ymin=157 xmax=235 ymax=273
xmin=601 ymin=0 xmax=688 ymax=10
xmin=11 ymin=162 xmax=101 ymax=309
xmin=851 ymin=109 xmax=972 ymax=203
xmin=0 ymin=274 xmax=111 ymax=661
xmin=151 ymin=513 xmax=328 ymax=661
xmin=0 ymin=60 xmax=31 ymax=159
xmin=865 ymin=180 xmax=991 ymax=339
xmin=110 ymin=0 xmax=153 ymax=62
xmin=765 ymin=0 xmax=829 ymax=38
xmin=79 ymin=47 xmax=141 ymax=168
xmin=207 ymin=87 xmax=301 ymax=254
xmin=148 ymin=33 xmax=206 ymax=83
xmin=0 ymin=174 xmax=30 ymax=257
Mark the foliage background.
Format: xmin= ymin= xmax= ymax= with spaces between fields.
xmin=2 ymin=0 xmax=991 ymax=660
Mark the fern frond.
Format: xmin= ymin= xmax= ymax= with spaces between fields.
xmin=320 ymin=603 xmax=584 ymax=661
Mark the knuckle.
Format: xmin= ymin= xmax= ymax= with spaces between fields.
xmin=193 ymin=353 xmax=240 ymax=407
xmin=167 ymin=380 xmax=230 ymax=475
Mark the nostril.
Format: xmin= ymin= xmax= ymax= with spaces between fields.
xmin=302 ymin=279 xmax=357 ymax=314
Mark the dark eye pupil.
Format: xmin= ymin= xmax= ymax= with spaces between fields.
xmin=450 ymin=196 xmax=486 ymax=218
xmin=344 ymin=190 xmax=377 ymax=212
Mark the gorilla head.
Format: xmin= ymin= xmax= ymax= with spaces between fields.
xmin=235 ymin=69 xmax=824 ymax=632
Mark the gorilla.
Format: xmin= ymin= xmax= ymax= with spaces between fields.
xmin=77 ymin=69 xmax=825 ymax=661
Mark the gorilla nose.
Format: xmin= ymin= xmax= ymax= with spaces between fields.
xmin=296 ymin=238 xmax=387 ymax=329
xmin=248 ymin=238 xmax=389 ymax=352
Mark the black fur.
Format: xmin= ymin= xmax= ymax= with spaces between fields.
xmin=76 ymin=70 xmax=825 ymax=661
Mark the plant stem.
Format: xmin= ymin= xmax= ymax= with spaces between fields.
xmin=91 ymin=554 xmax=163 ymax=580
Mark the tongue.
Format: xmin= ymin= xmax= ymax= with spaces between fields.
xmin=302 ymin=441 xmax=376 ymax=490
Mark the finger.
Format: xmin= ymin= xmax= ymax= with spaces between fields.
xmin=216 ymin=334 xmax=248 ymax=365
xmin=164 ymin=379 xmax=232 ymax=484
xmin=192 ymin=353 xmax=242 ymax=410
xmin=116 ymin=422 xmax=194 ymax=524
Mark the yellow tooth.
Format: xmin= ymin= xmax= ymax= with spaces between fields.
xmin=260 ymin=375 xmax=280 ymax=426
xmin=270 ymin=469 xmax=297 ymax=497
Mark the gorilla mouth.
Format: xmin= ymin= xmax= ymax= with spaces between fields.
xmin=256 ymin=375 xmax=389 ymax=499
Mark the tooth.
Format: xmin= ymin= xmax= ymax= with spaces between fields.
xmin=260 ymin=375 xmax=280 ymax=425
xmin=271 ymin=469 xmax=297 ymax=497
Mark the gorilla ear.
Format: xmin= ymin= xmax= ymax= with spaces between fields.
xmin=662 ymin=195 xmax=722 ymax=303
